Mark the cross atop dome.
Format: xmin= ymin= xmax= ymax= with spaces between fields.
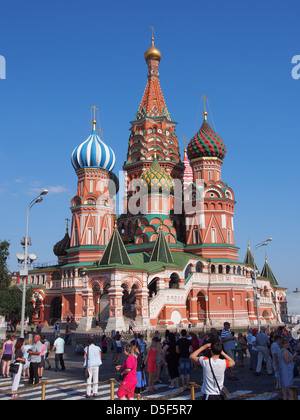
xmin=91 ymin=105 xmax=98 ymax=132
xmin=187 ymin=100 xmax=226 ymax=162
xmin=144 ymin=27 xmax=162 ymax=63
xmin=201 ymin=94 xmax=208 ymax=120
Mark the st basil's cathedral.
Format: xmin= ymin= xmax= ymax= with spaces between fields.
xmin=21 ymin=36 xmax=287 ymax=331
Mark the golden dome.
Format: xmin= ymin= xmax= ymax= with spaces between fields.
xmin=141 ymin=156 xmax=174 ymax=194
xmin=144 ymin=37 xmax=162 ymax=62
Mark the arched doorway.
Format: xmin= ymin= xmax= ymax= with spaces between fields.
xmin=169 ymin=273 xmax=180 ymax=289
xmin=92 ymin=284 xmax=101 ymax=322
xmin=148 ymin=277 xmax=158 ymax=298
xmin=246 ymin=293 xmax=252 ymax=320
xmin=197 ymin=292 xmax=207 ymax=323
xmin=99 ymin=284 xmax=110 ymax=323
xmin=262 ymin=310 xmax=270 ymax=321
xmin=122 ymin=284 xmax=137 ymax=318
xmin=50 ymin=297 xmax=62 ymax=324
xmin=34 ymin=299 xmax=43 ymax=322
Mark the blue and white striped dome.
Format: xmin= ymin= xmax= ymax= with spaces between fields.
xmin=71 ymin=127 xmax=115 ymax=172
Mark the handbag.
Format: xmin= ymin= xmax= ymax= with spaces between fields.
xmin=208 ymin=358 xmax=230 ymax=400
xmin=9 ymin=362 xmax=20 ymax=374
xmin=83 ymin=346 xmax=89 ymax=379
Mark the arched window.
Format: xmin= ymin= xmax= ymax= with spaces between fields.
xmin=227 ymin=230 xmax=231 ymax=244
xmin=193 ymin=229 xmax=200 ymax=244
xmin=218 ymin=265 xmax=223 ymax=274
xmin=120 ymin=223 xmax=125 ymax=234
xmin=196 ymin=262 xmax=203 ymax=273
xmin=128 ymin=221 xmax=133 ymax=237
xmin=262 ymin=310 xmax=269 ymax=319
xmin=226 ymin=265 xmax=231 ymax=274
xmin=142 ymin=234 xmax=148 ymax=243
xmin=211 ymin=228 xmax=217 ymax=243
xmin=185 ymin=264 xmax=192 ymax=279
xmin=211 ymin=265 xmax=216 ymax=274
xmin=103 ymin=229 xmax=108 ymax=246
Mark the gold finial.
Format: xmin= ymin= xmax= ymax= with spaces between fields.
xmin=201 ymin=94 xmax=208 ymax=120
xmin=91 ymin=105 xmax=98 ymax=131
xmin=145 ymin=28 xmax=161 ymax=62
xmin=159 ymin=217 xmax=163 ymax=230
xmin=183 ymin=135 xmax=188 ymax=156
xmin=114 ymin=214 xmax=118 ymax=228
xmin=65 ymin=218 xmax=70 ymax=234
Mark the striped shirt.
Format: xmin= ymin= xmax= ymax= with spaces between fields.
xmin=221 ymin=329 xmax=235 ymax=351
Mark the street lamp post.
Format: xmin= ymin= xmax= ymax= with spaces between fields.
xmin=252 ymin=238 xmax=272 ymax=331
xmin=18 ymin=189 xmax=48 ymax=338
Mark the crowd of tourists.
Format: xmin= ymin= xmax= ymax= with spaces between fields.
xmin=0 ymin=333 xmax=66 ymax=398
xmin=90 ymin=323 xmax=300 ymax=400
xmin=1 ymin=323 xmax=300 ymax=400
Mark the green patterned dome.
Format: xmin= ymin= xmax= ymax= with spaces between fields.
xmin=187 ymin=113 xmax=226 ymax=161
xmin=141 ymin=156 xmax=174 ymax=194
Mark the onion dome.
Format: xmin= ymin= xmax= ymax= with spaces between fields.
xmin=53 ymin=225 xmax=70 ymax=257
xmin=71 ymin=119 xmax=115 ymax=172
xmin=141 ymin=152 xmax=174 ymax=194
xmin=144 ymin=37 xmax=162 ymax=62
xmin=187 ymin=112 xmax=226 ymax=161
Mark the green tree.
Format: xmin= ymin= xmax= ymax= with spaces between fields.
xmin=0 ymin=240 xmax=34 ymax=323
xmin=0 ymin=240 xmax=10 ymax=289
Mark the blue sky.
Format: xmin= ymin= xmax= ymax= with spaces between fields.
xmin=0 ymin=0 xmax=299 ymax=291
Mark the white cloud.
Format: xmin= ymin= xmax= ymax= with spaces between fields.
xmin=27 ymin=184 xmax=68 ymax=196
xmin=47 ymin=185 xmax=68 ymax=194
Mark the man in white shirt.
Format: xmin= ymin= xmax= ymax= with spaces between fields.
xmin=190 ymin=342 xmax=235 ymax=400
xmin=28 ymin=334 xmax=43 ymax=385
xmin=254 ymin=326 xmax=272 ymax=375
xmin=84 ymin=337 xmax=102 ymax=397
xmin=51 ymin=333 xmax=66 ymax=372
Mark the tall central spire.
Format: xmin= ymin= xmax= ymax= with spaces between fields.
xmin=120 ymin=34 xmax=184 ymax=244
xmin=125 ymin=34 xmax=182 ymax=168
xmin=136 ymin=35 xmax=170 ymax=121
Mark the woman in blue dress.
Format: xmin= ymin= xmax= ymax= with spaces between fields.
xmin=279 ymin=339 xmax=298 ymax=400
